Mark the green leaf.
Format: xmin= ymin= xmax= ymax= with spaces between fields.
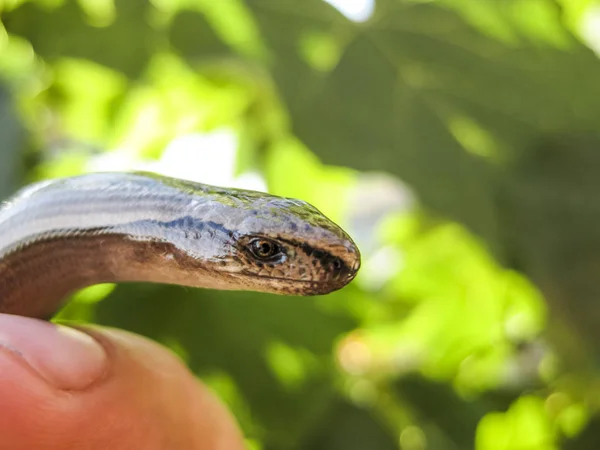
xmin=0 ymin=84 xmax=23 ymax=199
xmin=476 ymin=396 xmax=557 ymax=450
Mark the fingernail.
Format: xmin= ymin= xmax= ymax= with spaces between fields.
xmin=0 ymin=315 xmax=108 ymax=390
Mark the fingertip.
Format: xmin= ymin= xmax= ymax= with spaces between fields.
xmin=0 ymin=314 xmax=108 ymax=390
xmin=0 ymin=317 xmax=245 ymax=449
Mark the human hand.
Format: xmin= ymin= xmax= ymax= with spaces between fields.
xmin=0 ymin=314 xmax=245 ymax=450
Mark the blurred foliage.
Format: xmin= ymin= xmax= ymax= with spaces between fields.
xmin=2 ymin=0 xmax=600 ymax=448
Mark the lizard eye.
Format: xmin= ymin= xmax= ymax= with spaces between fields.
xmin=248 ymin=238 xmax=284 ymax=260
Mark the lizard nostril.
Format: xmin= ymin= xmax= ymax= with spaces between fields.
xmin=332 ymin=258 xmax=342 ymax=271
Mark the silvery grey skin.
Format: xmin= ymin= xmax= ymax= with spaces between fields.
xmin=0 ymin=172 xmax=361 ymax=319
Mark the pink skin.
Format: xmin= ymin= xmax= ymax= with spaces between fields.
xmin=0 ymin=314 xmax=245 ymax=450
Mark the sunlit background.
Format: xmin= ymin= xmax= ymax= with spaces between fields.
xmin=2 ymin=0 xmax=600 ymax=449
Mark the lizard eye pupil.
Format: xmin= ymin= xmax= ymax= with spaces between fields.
xmin=249 ymin=239 xmax=281 ymax=260
xmin=260 ymin=242 xmax=272 ymax=255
